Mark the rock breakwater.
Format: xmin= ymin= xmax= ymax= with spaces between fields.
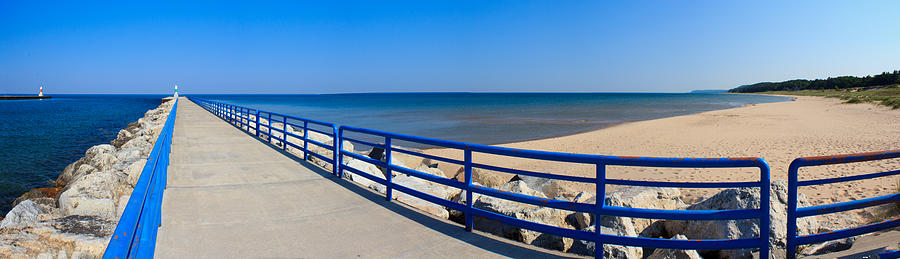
xmin=0 ymin=99 xmax=174 ymax=258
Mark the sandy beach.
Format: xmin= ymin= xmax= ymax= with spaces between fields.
xmin=426 ymin=95 xmax=900 ymax=208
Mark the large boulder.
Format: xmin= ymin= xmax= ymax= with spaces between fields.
xmin=800 ymin=237 xmax=855 ymax=256
xmin=12 ymin=187 xmax=60 ymax=208
xmin=646 ymin=235 xmax=702 ymax=259
xmin=472 ymin=181 xmax=573 ymax=251
xmin=567 ymin=225 xmax=643 ymax=258
xmin=391 ymin=175 xmax=454 ymax=219
xmin=57 ymin=171 xmax=129 ymax=218
xmin=343 ymin=158 xmax=383 ymax=188
xmin=114 ymin=147 xmax=144 ymax=165
xmin=413 ymin=164 xmax=446 ymax=178
xmin=56 ymin=144 xmax=118 ymax=188
xmin=111 ymin=120 xmax=142 ymax=148
xmin=84 ymin=144 xmax=116 ymax=162
xmin=0 ymin=200 xmax=48 ymax=229
xmin=664 ymin=180 xmax=819 ymax=259
xmin=119 ymin=135 xmax=153 ymax=156
xmin=390 ymin=149 xmax=430 ymax=171
xmin=452 ymin=167 xmax=514 ymax=188
xmin=365 ymin=147 xmax=426 ymax=177
xmin=124 ymin=159 xmax=147 ymax=187
xmin=508 ymin=175 xmax=578 ymax=200
xmin=570 ymin=187 xmax=686 ymax=237
xmin=0 ymin=216 xmax=114 ymax=257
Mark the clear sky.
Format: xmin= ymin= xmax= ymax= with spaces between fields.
xmin=1 ymin=1 xmax=899 ymax=94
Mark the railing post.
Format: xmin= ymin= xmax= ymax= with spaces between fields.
xmin=282 ymin=116 xmax=288 ymax=150
xmin=255 ymin=110 xmax=260 ymax=137
xmin=333 ymin=125 xmax=341 ymax=177
xmin=595 ymin=163 xmax=606 ymax=259
xmin=303 ymin=121 xmax=309 ymax=161
xmin=385 ymin=137 xmax=393 ymax=201
xmin=786 ymin=161 xmax=800 ymax=259
xmin=267 ymin=113 xmax=273 ymax=142
xmin=464 ymin=147 xmax=473 ymax=232
xmin=759 ymin=161 xmax=771 ymax=259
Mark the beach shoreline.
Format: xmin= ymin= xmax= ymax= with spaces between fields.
xmin=425 ymin=95 xmax=900 ymax=207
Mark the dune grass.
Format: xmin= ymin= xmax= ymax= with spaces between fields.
xmin=765 ymin=84 xmax=900 ymax=109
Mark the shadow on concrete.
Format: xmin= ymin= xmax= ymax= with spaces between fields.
xmin=201 ymin=102 xmax=580 ymax=258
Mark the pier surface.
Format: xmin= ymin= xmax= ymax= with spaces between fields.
xmin=155 ymin=98 xmax=566 ymax=258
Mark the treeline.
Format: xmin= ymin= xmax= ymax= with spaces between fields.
xmin=729 ymin=70 xmax=900 ymax=93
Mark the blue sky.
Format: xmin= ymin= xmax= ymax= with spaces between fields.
xmin=1 ymin=1 xmax=899 ymax=94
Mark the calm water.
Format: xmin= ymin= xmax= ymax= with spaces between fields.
xmin=0 ymin=95 xmax=164 ymax=213
xmin=196 ymin=93 xmax=790 ymax=145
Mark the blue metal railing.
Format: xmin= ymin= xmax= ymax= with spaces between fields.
xmin=339 ymin=125 xmax=772 ymax=257
xmin=191 ymin=98 xmax=340 ymax=174
xmin=787 ymin=150 xmax=900 ymax=258
xmin=187 ymin=97 xmax=773 ymax=258
xmin=104 ymin=98 xmax=178 ymax=258
xmin=882 ymin=249 xmax=900 ymax=259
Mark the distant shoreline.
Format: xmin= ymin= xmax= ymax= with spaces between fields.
xmin=0 ymin=96 xmax=51 ymax=100
xmin=425 ymin=94 xmax=900 ymax=206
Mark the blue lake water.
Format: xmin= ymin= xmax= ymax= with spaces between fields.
xmin=0 ymin=95 xmax=165 ymax=213
xmin=0 ymin=92 xmax=789 ymax=214
xmin=197 ymin=93 xmax=790 ymax=146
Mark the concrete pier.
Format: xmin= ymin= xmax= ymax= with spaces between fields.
xmin=154 ymin=97 xmax=569 ymax=258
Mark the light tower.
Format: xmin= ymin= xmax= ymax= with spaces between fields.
xmin=39 ymin=86 xmax=43 ymax=97
xmin=174 ymin=84 xmax=179 ymax=98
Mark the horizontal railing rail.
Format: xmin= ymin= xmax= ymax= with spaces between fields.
xmin=787 ymin=150 xmax=900 ymax=258
xmin=103 ymin=98 xmax=178 ymax=258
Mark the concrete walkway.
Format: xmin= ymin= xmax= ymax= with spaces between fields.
xmin=155 ymin=98 xmax=571 ymax=258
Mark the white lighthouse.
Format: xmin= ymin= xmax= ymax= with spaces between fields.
xmin=174 ymin=84 xmax=179 ymax=98
xmin=39 ymin=86 xmax=43 ymax=97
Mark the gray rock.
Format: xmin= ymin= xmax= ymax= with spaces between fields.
xmin=571 ymin=192 xmax=595 ymax=229
xmin=570 ymin=187 xmax=685 ymax=237
xmin=508 ymin=175 xmax=578 ymax=200
xmin=414 ymin=164 xmax=446 ymax=178
xmin=114 ymin=147 xmax=144 ymax=165
xmin=472 ymin=181 xmax=574 ymax=251
xmin=391 ymin=175 xmax=453 ymax=219
xmin=452 ymin=167 xmax=514 ymax=188
xmin=646 ymin=235 xmax=702 ymax=259
xmin=58 ymin=171 xmax=127 ymax=218
xmin=343 ymin=158 xmax=383 ymax=189
xmin=84 ymin=144 xmax=116 ymax=161
xmin=567 ymin=225 xmax=643 ymax=258
xmin=0 ymin=200 xmax=48 ymax=229
xmin=664 ymin=180 xmax=819 ymax=259
xmin=800 ymin=237 xmax=855 ymax=256
xmin=124 ymin=159 xmax=147 ymax=187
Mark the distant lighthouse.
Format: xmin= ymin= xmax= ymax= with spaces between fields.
xmin=39 ymin=86 xmax=43 ymax=97
xmin=174 ymin=84 xmax=179 ymax=98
